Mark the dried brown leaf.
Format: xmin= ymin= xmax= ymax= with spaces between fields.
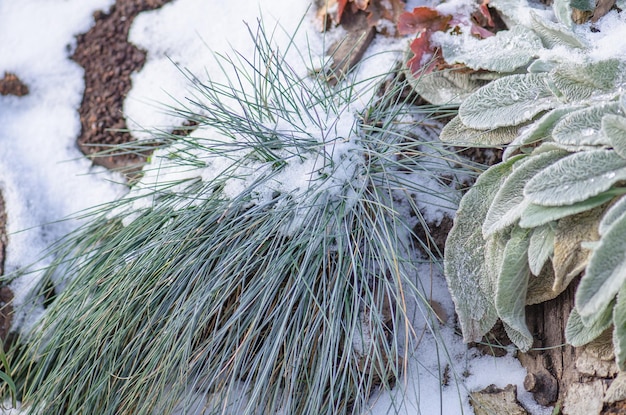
xmin=552 ymin=206 xmax=603 ymax=293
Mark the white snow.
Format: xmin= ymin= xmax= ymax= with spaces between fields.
xmin=0 ymin=0 xmax=125 ymax=329
xmin=0 ymin=0 xmax=588 ymax=414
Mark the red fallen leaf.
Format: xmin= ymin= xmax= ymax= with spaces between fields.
xmin=366 ymin=0 xmax=406 ymax=36
xmin=477 ymin=0 xmax=495 ymax=27
xmin=406 ymin=32 xmax=433 ymax=74
xmin=398 ymin=7 xmax=451 ymax=35
xmin=337 ymin=0 xmax=349 ymax=23
xmin=471 ymin=23 xmax=495 ymax=38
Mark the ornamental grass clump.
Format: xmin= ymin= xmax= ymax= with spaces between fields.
xmin=436 ymin=0 xmax=626 ymax=380
xmin=7 ymin=22 xmax=461 ymax=415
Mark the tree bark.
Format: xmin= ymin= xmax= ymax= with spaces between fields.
xmin=521 ymin=278 xmax=622 ymax=415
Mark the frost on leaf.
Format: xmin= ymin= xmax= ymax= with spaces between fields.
xmin=441 ymin=26 xmax=543 ymax=73
xmin=552 ymin=103 xmax=621 ymax=147
xmin=444 ymin=157 xmax=522 ymax=343
xmin=495 ymin=226 xmax=533 ymax=351
xmin=503 ymin=105 xmax=584 ymax=161
xmin=459 ymin=73 xmax=557 ymax=129
xmin=406 ymin=69 xmax=488 ymax=105
xmin=519 ymin=191 xmax=617 ymax=228
xmin=565 ymin=305 xmax=612 ymax=347
xmin=439 ymin=115 xmax=520 ymax=146
xmin=550 ymin=60 xmax=621 ymax=102
xmin=528 ymin=223 xmax=554 ymax=276
xmin=603 ymin=114 xmax=626 ymax=159
xmin=552 ymin=206 xmax=602 ymax=293
xmin=530 ymin=10 xmax=585 ymax=49
xmin=553 ymin=0 xmax=575 ymax=28
xmin=577 ymin=212 xmax=626 ymax=321
xmin=528 ymin=59 xmax=558 ymax=73
xmin=483 ymin=150 xmax=566 ymax=237
xmin=485 ymin=231 xmax=508 ymax=298
xmin=525 ymin=149 xmax=626 ymax=207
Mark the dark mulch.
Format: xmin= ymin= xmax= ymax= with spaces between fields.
xmin=72 ymin=0 xmax=172 ymax=171
xmin=0 ymin=73 xmax=29 ymax=96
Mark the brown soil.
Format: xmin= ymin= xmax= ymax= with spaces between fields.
xmin=0 ymin=73 xmax=29 ymax=97
xmin=72 ymin=0 xmax=172 ymax=172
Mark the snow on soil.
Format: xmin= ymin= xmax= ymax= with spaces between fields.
xmin=0 ymin=0 xmax=561 ymax=414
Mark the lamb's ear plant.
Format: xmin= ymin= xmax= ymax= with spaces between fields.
xmin=5 ymin=19 xmax=463 ymax=415
xmin=436 ymin=0 xmax=626 ymax=379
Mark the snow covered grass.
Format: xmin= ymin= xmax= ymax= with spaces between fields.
xmin=4 ymin=12 xmax=471 ymax=415
xmin=0 ymin=1 xmax=561 ymax=414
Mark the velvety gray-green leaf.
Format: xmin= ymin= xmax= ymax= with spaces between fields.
xmin=519 ymin=105 xmax=586 ymax=144
xmin=604 ymin=371 xmax=626 ymax=404
xmin=576 ymin=212 xmax=626 ymax=319
xmin=528 ymin=224 xmax=555 ymax=276
xmin=495 ymin=227 xmax=533 ymax=351
xmin=565 ymin=306 xmax=612 ymax=347
xmin=571 ymin=0 xmax=595 ymax=10
xmin=550 ymin=60 xmax=621 ymax=102
xmin=528 ymin=59 xmax=558 ymax=73
xmin=599 ymin=194 xmax=626 ymax=236
xmin=444 ymin=156 xmax=523 ymax=342
xmin=406 ymin=68 xmax=487 ymax=105
xmin=614 ymin=284 xmax=626 ymax=370
xmin=538 ymin=141 xmax=606 ymax=153
xmin=525 ymin=149 xmax=626 ymax=206
xmin=530 ymin=10 xmax=585 ymax=48
xmin=519 ymin=191 xmax=617 ymax=228
xmin=603 ymin=114 xmax=626 ymax=159
xmin=503 ymin=321 xmax=533 ymax=352
xmin=485 ymin=230 xmax=510 ymax=301
xmin=441 ymin=26 xmax=543 ymax=72
xmin=620 ymin=93 xmax=626 ymax=114
xmin=552 ymin=103 xmax=621 ymax=146
xmin=503 ymin=105 xmax=584 ymax=161
xmin=439 ymin=115 xmax=520 ymax=146
xmin=483 ymin=150 xmax=566 ymax=237
xmin=553 ymin=0 xmax=574 ymax=28
xmin=459 ymin=73 xmax=558 ymax=129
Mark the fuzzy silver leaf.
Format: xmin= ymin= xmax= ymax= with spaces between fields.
xmin=441 ymin=26 xmax=543 ymax=73
xmin=528 ymin=224 xmax=555 ymax=276
xmin=615 ymin=285 xmax=626 ymax=370
xmin=525 ymin=149 xmax=626 ymax=207
xmin=552 ymin=103 xmax=621 ymax=147
xmin=483 ymin=150 xmax=566 ymax=237
xmin=599 ymin=194 xmax=626 ymax=236
xmin=550 ymin=60 xmax=621 ymax=101
xmin=577 ymin=212 xmax=626 ymax=321
xmin=530 ymin=10 xmax=585 ymax=48
xmin=496 ymin=226 xmax=533 ymax=351
xmin=603 ymin=114 xmax=626 ymax=159
xmin=565 ymin=305 xmax=612 ymax=347
xmin=520 ymin=191 xmax=617 ymax=228
xmin=459 ymin=73 xmax=557 ymax=129
xmin=439 ymin=115 xmax=520 ymax=146
xmin=444 ymin=157 xmax=523 ymax=342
